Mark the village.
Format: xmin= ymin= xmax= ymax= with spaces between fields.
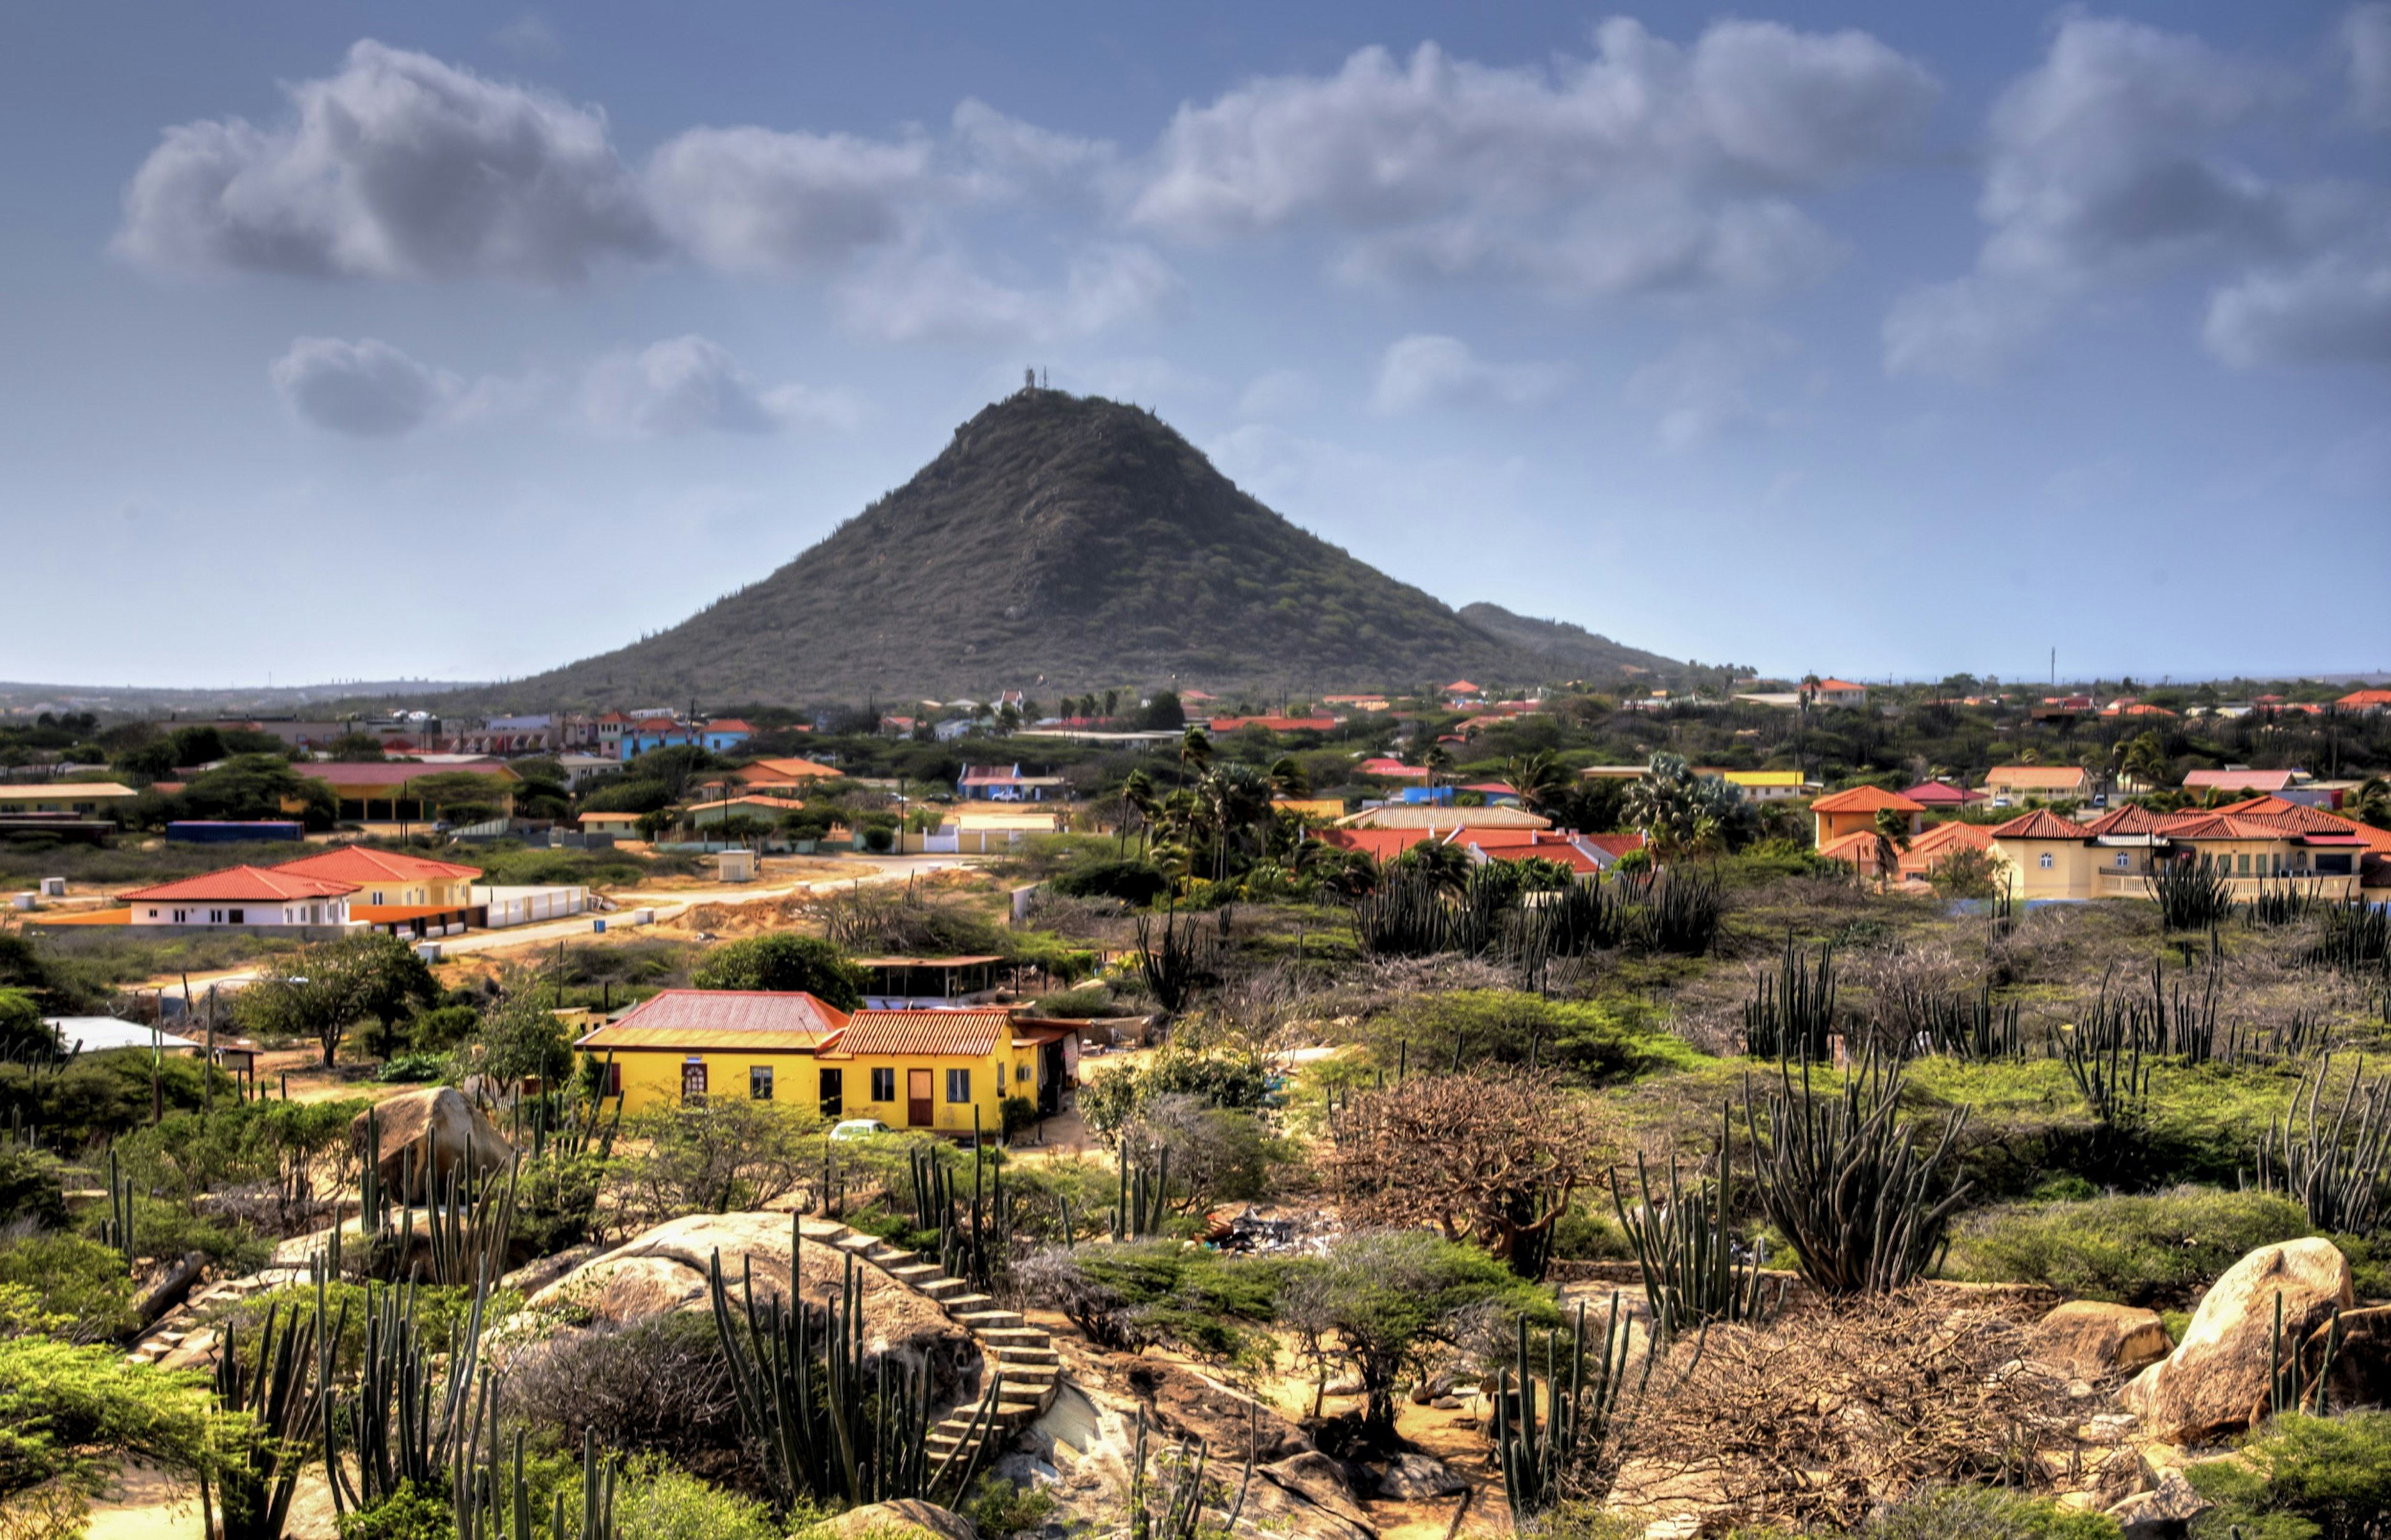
xmin=5 ymin=672 xmax=2391 ymax=1540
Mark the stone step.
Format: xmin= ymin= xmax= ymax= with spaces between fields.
xmin=874 ymin=1248 xmax=916 ymax=1267
xmin=915 ymin=1279 xmax=967 ymax=1299
xmin=955 ymin=1308 xmax=1023 ymax=1330
xmin=994 ymin=1345 xmax=1059 ymax=1366
xmin=941 ymin=1293 xmax=993 ymax=1313
xmin=977 ymin=1326 xmax=1048 ymax=1345
xmin=890 ymin=1264 xmax=943 ymax=1283
xmin=834 ymin=1234 xmax=879 ymax=1253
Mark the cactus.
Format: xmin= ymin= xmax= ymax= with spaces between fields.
xmin=1134 ymin=905 xmax=1210 ymax=1014
xmin=324 ymin=1261 xmax=494 ymax=1522
xmin=1745 ymin=1051 xmax=1970 ymax=1295
xmin=101 ymin=1147 xmax=136 ymax=1270
xmin=707 ymin=1216 xmax=1002 ymax=1511
xmin=204 ymin=1298 xmax=336 ymax=1540
xmin=909 ymin=1133 xmax=1009 ymax=1294
xmin=1494 ymin=1298 xmax=1648 ymax=1524
xmin=2267 ymin=1290 xmax=2342 ymax=1420
xmin=1611 ymin=1108 xmax=1782 ymax=1341
xmin=1123 ymin=1404 xmax=1250 ymax=1540
xmin=1113 ymin=1142 xmax=1171 ymax=1241
xmin=1892 ymin=981 xmax=2024 ymax=1062
xmin=1742 ymin=931 xmax=1837 ymax=1063
xmin=2255 ymin=1054 xmax=2391 ymax=1236
xmin=2148 ymin=854 xmax=2234 ymax=931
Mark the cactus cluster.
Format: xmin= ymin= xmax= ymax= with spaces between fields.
xmin=2255 ymin=1054 xmax=2391 ymax=1235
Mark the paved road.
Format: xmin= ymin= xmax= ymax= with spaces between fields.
xmin=144 ymin=852 xmax=986 ymax=999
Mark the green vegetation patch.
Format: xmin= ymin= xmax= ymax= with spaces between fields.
xmin=1944 ymin=1186 xmax=2311 ymax=1305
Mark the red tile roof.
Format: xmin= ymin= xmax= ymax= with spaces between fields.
xmin=823 ymin=1008 xmax=1014 ymax=1058
xmin=2083 ymin=804 xmax=2165 ymax=838
xmin=595 ymin=990 xmax=849 ymax=1043
xmin=1990 ymin=810 xmax=2088 ymax=841
xmin=1908 ymin=820 xmax=1996 ymax=856
xmin=2337 ymin=690 xmax=2391 ymax=708
xmin=1902 ymin=782 xmax=1979 ymax=805
xmin=1445 ymin=680 xmax=1481 ymax=693
xmin=273 ymin=847 xmax=482 ymax=884
xmin=121 ymin=866 xmax=360 ymax=902
xmin=1811 ymin=786 xmax=1925 ymax=814
xmin=1206 ymin=716 xmax=1342 ymax=733
xmin=2183 ymin=769 xmax=2300 ymax=792
xmin=705 ymin=720 xmax=756 ymax=733
xmin=1815 ymin=678 xmax=1865 ymax=692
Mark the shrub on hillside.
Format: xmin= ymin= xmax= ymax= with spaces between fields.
xmin=689 ymin=933 xmax=864 ymax=1010
xmin=1944 ymin=1186 xmax=2310 ymax=1305
xmin=0 ymin=1147 xmax=67 ymax=1230
xmin=1049 ymin=858 xmax=1171 ymax=907
xmin=1366 ymin=989 xmax=1702 ymax=1084
xmin=2186 ymin=1410 xmax=2391 ymax=1539
xmin=0 ymin=1234 xmax=136 ymax=1343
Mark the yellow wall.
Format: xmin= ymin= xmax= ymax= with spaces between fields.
xmin=1816 ymin=807 xmax=1918 ymax=845
xmin=354 ymin=875 xmax=475 ymax=906
xmin=1991 ymin=837 xmax=2097 ymax=899
xmin=598 ymin=1041 xmax=1042 ymax=1129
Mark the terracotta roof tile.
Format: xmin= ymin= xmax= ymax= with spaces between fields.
xmin=1810 ymin=786 xmax=1925 ymax=814
xmin=575 ymin=990 xmax=848 ymax=1050
xmin=274 ymin=847 xmax=482 ymax=884
xmin=121 ymin=866 xmax=360 ymax=902
xmin=1990 ymin=809 xmax=2088 ymax=841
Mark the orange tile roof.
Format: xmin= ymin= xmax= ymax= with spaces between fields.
xmin=1908 ymin=820 xmax=1996 ymax=855
xmin=736 ymin=757 xmax=842 ymax=782
xmin=1810 ymin=786 xmax=1925 ymax=814
xmin=2083 ymin=804 xmax=2165 ymax=838
xmin=822 ymin=1008 xmax=1014 ymax=1059
xmin=1816 ymin=830 xmax=1889 ymax=870
xmin=274 ymin=847 xmax=482 ymax=884
xmin=121 ymin=865 xmax=360 ymax=902
xmin=1814 ymin=678 xmax=1865 ymax=691
xmin=2337 ymin=690 xmax=2391 ymax=708
xmin=1990 ymin=810 xmax=2088 ymax=841
xmin=574 ymin=990 xmax=848 ymax=1051
xmin=1986 ymin=766 xmax=2090 ymax=788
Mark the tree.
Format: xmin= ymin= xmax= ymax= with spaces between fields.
xmin=0 ymin=1336 xmax=216 ymax=1524
xmin=618 ymin=1097 xmax=821 ymax=1225
xmin=1266 ymin=755 xmax=1311 ymax=801
xmin=171 ymin=754 xmax=336 ymax=830
xmin=1499 ymin=750 xmax=1566 ymax=815
xmin=689 ymin=933 xmax=864 ymax=1010
xmin=1121 ymin=1097 xmax=1285 ymax=1214
xmin=1140 ymin=692 xmax=1186 ymax=731
xmin=1420 ymin=744 xmax=1452 ymax=789
xmin=1871 ymin=806 xmax=1912 ymax=884
xmin=1623 ymin=752 xmax=1756 ymax=860
xmin=1179 ymin=725 xmax=1212 ymax=776
xmin=1275 ymin=1230 xmax=1554 ymax=1439
xmin=234 ymin=932 xmax=437 ymax=1066
xmin=1316 ymin=1068 xmax=1596 ymax=1279
xmin=1117 ymin=768 xmax=1156 ymax=856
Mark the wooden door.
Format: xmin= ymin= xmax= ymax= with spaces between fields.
xmin=906 ymin=1068 xmax=933 ymax=1128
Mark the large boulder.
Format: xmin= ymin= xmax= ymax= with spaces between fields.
xmin=823 ymin=1501 xmax=977 ymax=1540
xmin=1115 ymin=1358 xmax=1314 ymax=1463
xmin=2120 ymin=1238 xmax=2353 ymax=1444
xmin=1243 ymin=1453 xmax=1377 ymax=1540
xmin=2032 ymin=1301 xmax=2172 ymax=1381
xmin=2301 ymin=1303 xmax=2391 ymax=1409
xmin=524 ymin=1214 xmax=979 ymax=1409
xmin=354 ymin=1088 xmax=516 ymax=1200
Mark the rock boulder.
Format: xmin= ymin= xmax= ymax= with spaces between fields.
xmin=354 ymin=1088 xmax=515 ymax=1200
xmin=2032 ymin=1300 xmax=2172 ymax=1381
xmin=824 ymin=1501 xmax=978 ymax=1540
xmin=2120 ymin=1237 xmax=2352 ymax=1444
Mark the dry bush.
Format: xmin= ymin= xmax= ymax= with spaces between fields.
xmin=498 ymin=1312 xmax=750 ymax=1482
xmin=1604 ymin=1294 xmax=2095 ymax=1531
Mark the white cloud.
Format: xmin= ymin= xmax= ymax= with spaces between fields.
xmin=1622 ymin=327 xmax=1793 ymax=451
xmin=2204 ymin=248 xmax=2391 ymax=366
xmin=580 ymin=335 xmax=858 ymax=436
xmin=1126 ymin=20 xmax=1936 ymax=299
xmin=1885 ymin=14 xmax=2391 ymax=378
xmin=2349 ymin=5 xmax=2391 ymax=128
xmin=950 ymin=99 xmax=1118 ymax=203
xmin=642 ymin=126 xmax=935 ymax=277
xmin=1236 ymin=369 xmax=1318 ymax=418
xmin=834 ymin=243 xmax=1177 ymax=344
xmin=118 ymin=40 xmax=663 ymax=282
xmin=270 ymin=337 xmax=451 ymax=435
xmin=1370 ymin=334 xmax=1570 ymax=413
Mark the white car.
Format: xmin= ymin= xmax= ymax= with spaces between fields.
xmin=829 ymin=1118 xmax=892 ymax=1142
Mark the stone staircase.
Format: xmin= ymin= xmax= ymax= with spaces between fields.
xmin=812 ymin=1222 xmax=1060 ymax=1461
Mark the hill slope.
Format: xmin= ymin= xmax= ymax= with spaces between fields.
xmin=496 ymin=392 xmax=1680 ymax=707
xmin=1456 ymin=603 xmax=1685 ymax=682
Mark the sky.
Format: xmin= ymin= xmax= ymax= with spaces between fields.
xmin=2 ymin=2 xmax=2387 ymax=692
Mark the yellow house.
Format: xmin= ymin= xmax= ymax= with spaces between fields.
xmin=579 ymin=810 xmax=644 ymax=837
xmin=572 ymin=990 xmax=1069 ymax=1134
xmin=1984 ymin=765 xmax=2093 ymax=805
xmin=0 ymin=782 xmax=140 ymax=815
xmin=1987 ymin=801 xmax=2370 ymax=902
xmin=1710 ymin=770 xmax=1812 ymax=802
xmin=574 ymin=990 xmax=847 ymax=1112
xmin=1809 ymin=786 xmax=1923 ymax=847
xmin=1987 ymin=809 xmax=2098 ymax=900
xmin=270 ymin=847 xmax=481 ymax=907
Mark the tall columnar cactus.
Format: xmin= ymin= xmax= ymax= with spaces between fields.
xmin=1745 ymin=1052 xmax=1970 ymax=1295
xmin=101 ymin=1147 xmax=136 ymax=1270
xmin=324 ymin=1261 xmax=494 ymax=1523
xmin=2256 ymin=1054 xmax=2391 ymax=1235
xmin=707 ymin=1216 xmax=1002 ymax=1511
xmin=1742 ymin=931 xmax=1837 ymax=1062
xmin=204 ymin=1298 xmax=337 ymax=1540
xmin=1612 ymin=1108 xmax=1782 ymax=1341
xmin=1123 ymin=1404 xmax=1250 ymax=1540
xmin=1113 ymin=1143 xmax=1171 ymax=1241
xmin=1494 ymin=1298 xmax=1646 ymax=1524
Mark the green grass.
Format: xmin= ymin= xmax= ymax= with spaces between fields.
xmin=1943 ymin=1186 xmax=2311 ymax=1305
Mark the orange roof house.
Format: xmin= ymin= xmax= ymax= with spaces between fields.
xmin=735 ymin=756 xmax=842 ymax=786
xmin=1896 ymin=819 xmax=1997 ymax=881
xmin=1983 ymin=764 xmax=2094 ymax=803
xmin=271 ymin=847 xmax=481 ymax=908
xmin=2336 ymin=690 xmax=2391 ymax=711
xmin=1810 ymin=786 xmax=1923 ymax=846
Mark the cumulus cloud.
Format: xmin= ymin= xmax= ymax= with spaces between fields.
xmin=270 ymin=337 xmax=451 ymax=435
xmin=118 ymin=41 xmax=663 ymax=282
xmin=1370 ymin=334 xmax=1570 ymax=413
xmin=642 ymin=126 xmax=935 ymax=276
xmin=580 ymin=335 xmax=858 ymax=436
xmin=1623 ymin=327 xmax=1792 ymax=451
xmin=2205 ymin=250 xmax=2391 ymax=365
xmin=1126 ymin=19 xmax=1937 ymax=299
xmin=834 ymin=243 xmax=1176 ymax=344
xmin=1886 ymin=14 xmax=2391 ymax=378
xmin=950 ymin=99 xmax=1118 ymax=203
xmin=2349 ymin=5 xmax=2391 ymax=128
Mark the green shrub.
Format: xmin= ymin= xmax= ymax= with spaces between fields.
xmin=0 ymin=1336 xmax=212 ymax=1504
xmin=689 ymin=933 xmax=864 ymax=1010
xmin=613 ymin=1457 xmax=788 ymax=1540
xmin=0 ymin=1147 xmax=66 ymax=1229
xmin=1367 ymin=990 xmax=1704 ymax=1085
xmin=962 ymin=1478 xmax=1059 ymax=1540
xmin=2188 ymin=1410 xmax=2391 ymax=1539
xmin=79 ymin=1195 xmax=270 ymax=1275
xmin=1027 ymin=984 xmax=1115 ymax=1018
xmin=1049 ymin=858 xmax=1170 ymax=906
xmin=411 ymin=1005 xmax=481 ymax=1051
xmin=334 ymin=1482 xmax=453 ymax=1540
xmin=0 ymin=1049 xmax=222 ymax=1148
xmin=1857 ymin=1485 xmax=2120 ymax=1539
xmin=376 ymin=1051 xmax=449 ymax=1083
xmin=0 ymin=1235 xmax=136 ymax=1343
xmin=1945 ymin=1187 xmax=2311 ymax=1305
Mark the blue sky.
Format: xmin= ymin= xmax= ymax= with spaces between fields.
xmin=2 ymin=2 xmax=2386 ymax=691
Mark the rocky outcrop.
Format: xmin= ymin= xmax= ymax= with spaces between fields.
xmin=2120 ymin=1237 xmax=2353 ymax=1444
xmin=823 ymin=1501 xmax=978 ymax=1540
xmin=1113 ymin=1358 xmax=1314 ymax=1463
xmin=1373 ymin=1452 xmax=1466 ymax=1500
xmin=524 ymin=1214 xmax=978 ymax=1407
xmin=2032 ymin=1300 xmax=2172 ymax=1381
xmin=354 ymin=1088 xmax=515 ymax=1200
xmin=2303 ymin=1303 xmax=2391 ymax=1409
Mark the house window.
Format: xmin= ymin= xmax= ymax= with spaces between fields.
xmin=1016 ymin=1063 xmax=1030 ymax=1083
xmin=946 ymin=1068 xmax=971 ymax=1104
xmin=148 ymin=909 xmax=158 ymax=919
xmin=2237 ymin=853 xmax=2251 ymax=876
xmin=681 ymin=1059 xmax=708 ymax=1102
xmin=750 ymin=1066 xmax=774 ymax=1100
xmin=601 ymin=1059 xmax=622 ymax=1097
xmin=2114 ymin=854 xmax=2130 ymax=869
xmin=2038 ymin=853 xmax=2054 ymax=870
xmin=870 ymin=1068 xmax=895 ymax=1102
xmin=819 ymin=1068 xmax=843 ymax=1117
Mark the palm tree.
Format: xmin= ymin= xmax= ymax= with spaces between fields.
xmin=2352 ymin=776 xmax=2390 ymax=830
xmin=1118 ymin=768 xmax=1156 ymax=856
xmin=1179 ymin=725 xmax=1213 ymax=778
xmin=1421 ymin=744 xmax=1452 ymax=789
xmin=1267 ymin=755 xmax=1311 ymax=801
xmin=1872 ymin=806 xmax=1912 ymax=886
xmin=1502 ymin=749 xmax=1567 ymax=815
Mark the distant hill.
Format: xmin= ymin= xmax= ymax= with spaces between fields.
xmin=1456 ymin=604 xmax=1686 ymax=682
xmin=466 ymin=390 xmax=1687 ymax=708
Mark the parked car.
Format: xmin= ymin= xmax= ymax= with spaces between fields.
xmin=830 ymin=1118 xmax=892 ymax=1141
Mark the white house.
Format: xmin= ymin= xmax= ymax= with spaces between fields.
xmin=119 ymin=866 xmax=356 ymax=931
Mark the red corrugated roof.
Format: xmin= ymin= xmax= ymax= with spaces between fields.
xmin=275 ymin=847 xmax=482 ymax=884
xmin=824 ymin=1008 xmax=1013 ymax=1058
xmin=1990 ymin=810 xmax=2088 ymax=840
xmin=1811 ymin=786 xmax=1924 ymax=814
xmin=588 ymin=990 xmax=848 ymax=1043
xmin=121 ymin=865 xmax=359 ymax=902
